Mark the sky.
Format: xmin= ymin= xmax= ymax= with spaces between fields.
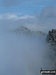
xmin=0 ymin=0 xmax=56 ymax=32
xmin=0 ymin=0 xmax=56 ymax=15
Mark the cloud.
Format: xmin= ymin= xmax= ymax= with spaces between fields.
xmin=40 ymin=6 xmax=56 ymax=18
xmin=0 ymin=13 xmax=37 ymax=32
xmin=0 ymin=14 xmax=18 ymax=20
xmin=39 ymin=6 xmax=56 ymax=25
xmin=0 ymin=6 xmax=56 ymax=32
xmin=0 ymin=13 xmax=35 ymax=20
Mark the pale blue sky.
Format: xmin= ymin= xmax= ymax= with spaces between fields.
xmin=0 ymin=0 xmax=56 ymax=32
xmin=0 ymin=0 xmax=56 ymax=15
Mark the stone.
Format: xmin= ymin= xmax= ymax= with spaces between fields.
xmin=47 ymin=29 xmax=56 ymax=43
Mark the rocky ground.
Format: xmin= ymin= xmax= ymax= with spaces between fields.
xmin=47 ymin=29 xmax=56 ymax=69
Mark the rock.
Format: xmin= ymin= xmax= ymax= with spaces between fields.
xmin=47 ymin=29 xmax=56 ymax=43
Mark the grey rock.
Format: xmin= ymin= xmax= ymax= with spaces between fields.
xmin=47 ymin=29 xmax=56 ymax=43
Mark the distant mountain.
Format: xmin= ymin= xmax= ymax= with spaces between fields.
xmin=13 ymin=26 xmax=31 ymax=32
xmin=10 ymin=26 xmax=46 ymax=36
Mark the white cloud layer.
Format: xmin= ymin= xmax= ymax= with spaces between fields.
xmin=0 ymin=6 xmax=56 ymax=33
xmin=0 ymin=14 xmax=35 ymax=20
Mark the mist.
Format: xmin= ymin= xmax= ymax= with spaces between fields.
xmin=0 ymin=6 xmax=56 ymax=75
xmin=0 ymin=20 xmax=51 ymax=75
